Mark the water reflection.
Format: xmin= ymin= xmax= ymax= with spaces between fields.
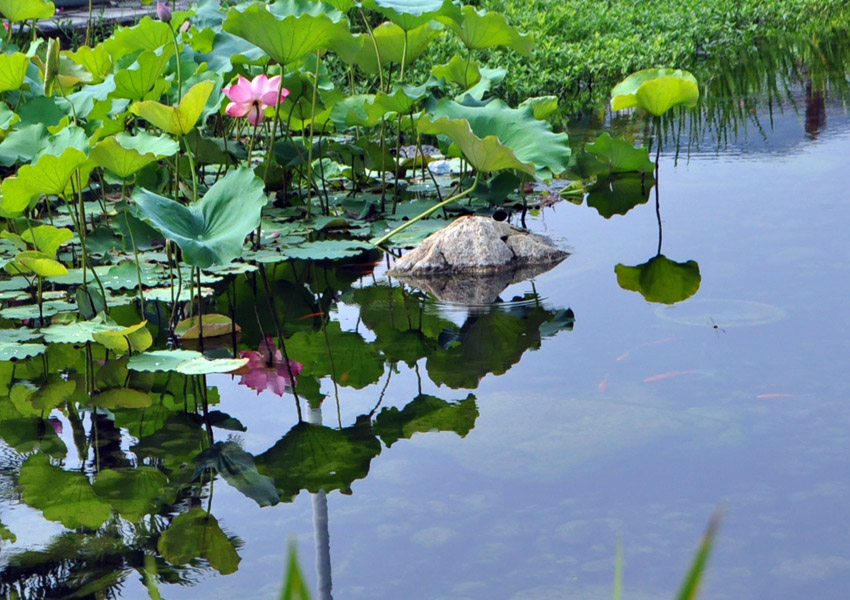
xmin=0 ymin=260 xmax=575 ymax=597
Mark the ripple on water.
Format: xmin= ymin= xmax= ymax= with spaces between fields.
xmin=655 ymin=298 xmax=787 ymax=327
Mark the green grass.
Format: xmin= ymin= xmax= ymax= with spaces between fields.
xmin=435 ymin=0 xmax=850 ymax=106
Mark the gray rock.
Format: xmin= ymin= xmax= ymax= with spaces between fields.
xmin=388 ymin=216 xmax=568 ymax=275
xmin=388 ymin=216 xmax=569 ymax=304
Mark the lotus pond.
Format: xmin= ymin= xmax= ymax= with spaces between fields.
xmin=1 ymin=0 xmax=850 ymax=599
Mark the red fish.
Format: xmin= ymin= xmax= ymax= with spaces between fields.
xmin=643 ymin=370 xmax=697 ymax=383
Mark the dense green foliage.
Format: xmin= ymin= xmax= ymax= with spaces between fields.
xmin=441 ymin=0 xmax=850 ymax=103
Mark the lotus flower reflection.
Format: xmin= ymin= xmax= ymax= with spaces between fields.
xmin=223 ymin=74 xmax=290 ymax=126
xmin=238 ymin=336 xmax=303 ymax=397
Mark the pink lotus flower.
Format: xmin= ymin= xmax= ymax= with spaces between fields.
xmin=238 ymin=336 xmax=303 ymax=397
xmin=223 ymin=74 xmax=290 ymax=126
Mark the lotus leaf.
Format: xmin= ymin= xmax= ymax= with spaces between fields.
xmin=104 ymin=17 xmax=172 ymax=58
xmin=373 ymin=393 xmax=478 ymax=447
xmin=615 ymin=255 xmax=701 ymax=304
xmin=0 ymin=53 xmax=30 ymax=93
xmin=92 ymin=467 xmax=168 ymax=521
xmin=91 ymin=388 xmax=153 ymax=408
xmin=586 ymin=133 xmax=656 ymax=174
xmin=158 ymin=508 xmax=241 ymax=574
xmin=439 ymin=5 xmax=533 ymax=55
xmin=518 ymin=95 xmax=559 ymax=120
xmin=8 ymin=251 xmax=68 ymax=278
xmin=610 ymin=68 xmax=699 ymax=116
xmin=0 ymin=148 xmax=90 ymax=216
xmin=362 ymin=0 xmax=458 ymax=31
xmin=130 ymin=80 xmax=215 ymax=136
xmin=19 ymin=453 xmax=110 ymax=530
xmin=0 ymin=342 xmax=46 ymax=361
xmin=421 ymin=98 xmax=570 ymax=178
xmin=133 ymin=167 xmax=267 ymax=268
xmin=255 ymin=420 xmax=381 ymax=498
xmin=126 ymin=349 xmax=202 ymax=372
xmin=0 ymin=0 xmax=54 ymax=22
xmin=223 ymin=0 xmax=358 ymax=66
xmin=112 ymin=46 xmax=175 ymax=101
xmin=432 ymin=54 xmax=481 ymax=88
xmin=194 ymin=441 xmax=279 ymax=507
xmin=41 ymin=314 xmax=152 ymax=353
xmin=21 ymin=225 xmax=74 ymax=258
xmin=586 ymin=173 xmax=654 ymax=218
xmin=283 ymin=240 xmax=373 ymax=260
xmin=346 ymin=21 xmax=439 ymax=75
xmin=65 ymin=43 xmax=112 ymax=84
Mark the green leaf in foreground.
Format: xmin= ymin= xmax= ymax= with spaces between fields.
xmin=675 ymin=510 xmax=722 ymax=600
xmin=0 ymin=0 xmax=55 ymax=22
xmin=133 ymin=167 xmax=267 ymax=268
xmin=439 ymin=5 xmax=533 ymax=55
xmin=615 ymin=255 xmax=701 ymax=304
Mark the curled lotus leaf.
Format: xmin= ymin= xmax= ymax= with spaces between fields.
xmin=611 ymin=68 xmax=699 ymax=116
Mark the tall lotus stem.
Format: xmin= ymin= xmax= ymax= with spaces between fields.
xmin=372 ymin=171 xmax=481 ymax=247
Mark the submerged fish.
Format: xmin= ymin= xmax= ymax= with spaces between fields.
xmin=643 ymin=370 xmax=698 ymax=383
xmin=756 ymin=393 xmax=798 ymax=399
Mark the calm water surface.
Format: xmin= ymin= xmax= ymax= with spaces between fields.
xmin=2 ymin=98 xmax=850 ymax=599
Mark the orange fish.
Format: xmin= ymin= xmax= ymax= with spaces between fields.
xmin=598 ymin=377 xmax=608 ymax=393
xmin=651 ymin=336 xmax=676 ymax=345
xmin=643 ymin=370 xmax=697 ymax=383
xmin=616 ymin=352 xmax=630 ymax=361
xmin=756 ymin=393 xmax=798 ymax=399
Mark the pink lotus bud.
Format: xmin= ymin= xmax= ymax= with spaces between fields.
xmin=179 ymin=19 xmax=191 ymax=33
xmin=156 ymin=1 xmax=172 ymax=23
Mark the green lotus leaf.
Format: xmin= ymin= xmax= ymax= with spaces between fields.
xmin=129 ymin=80 xmax=215 ymax=136
xmin=91 ymin=320 xmax=153 ymax=354
xmin=174 ymin=356 xmax=249 ymax=375
xmin=610 ymin=68 xmax=699 ymax=116
xmin=0 ymin=53 xmax=30 ymax=93
xmin=432 ymin=54 xmax=481 ymax=89
xmin=21 ymin=225 xmax=74 ymax=259
xmin=91 ymin=137 xmax=161 ymax=178
xmin=346 ymin=21 xmax=439 ymax=74
xmin=92 ymin=467 xmax=168 ymax=521
xmin=421 ymin=98 xmax=570 ymax=178
xmin=329 ymin=94 xmax=383 ymax=129
xmin=0 ymin=300 xmax=76 ymax=320
xmin=282 ymin=240 xmax=372 ymax=260
xmin=438 ymin=5 xmax=533 ymax=55
xmin=615 ymin=255 xmax=701 ymax=304
xmin=41 ymin=313 xmax=151 ymax=351
xmin=518 ymin=95 xmax=559 ymax=120
xmin=286 ymin=321 xmax=383 ymax=388
xmin=112 ymin=46 xmax=175 ymax=101
xmin=362 ymin=0 xmax=457 ymax=31
xmin=91 ymin=387 xmax=153 ymax=408
xmin=223 ymin=0 xmax=358 ymax=66
xmin=255 ymin=420 xmax=381 ymax=498
xmin=0 ymin=0 xmax=54 ymax=22
xmin=158 ymin=508 xmax=241 ymax=575
xmin=9 ymin=251 xmax=68 ymax=278
xmin=0 ymin=342 xmax=46 ymax=361
xmin=116 ymin=130 xmax=180 ymax=158
xmin=19 ymin=453 xmax=110 ymax=530
xmin=65 ymin=42 xmax=112 ymax=84
xmin=585 ymin=133 xmax=656 ymax=174
xmin=104 ymin=17 xmax=172 ymax=58
xmin=132 ymin=167 xmax=268 ymax=268
xmin=0 ymin=124 xmax=48 ymax=167
xmin=0 ymin=103 xmax=17 ymax=132
xmin=194 ymin=441 xmax=279 ymax=507
xmin=31 ymin=379 xmax=76 ymax=411
xmin=34 ymin=125 xmax=90 ymax=162
xmin=586 ymin=173 xmax=654 ymax=218
xmin=0 ymin=148 xmax=90 ymax=216
xmin=372 ymin=83 xmax=430 ymax=115
xmin=126 ymin=349 xmax=202 ymax=372
xmin=373 ymin=393 xmax=478 ymax=447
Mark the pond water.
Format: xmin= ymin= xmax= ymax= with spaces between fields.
xmin=2 ymin=56 xmax=850 ymax=600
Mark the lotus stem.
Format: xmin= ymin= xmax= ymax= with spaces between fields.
xmin=372 ymin=171 xmax=481 ymax=247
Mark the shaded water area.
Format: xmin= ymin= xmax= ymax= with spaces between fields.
xmin=2 ymin=37 xmax=850 ymax=600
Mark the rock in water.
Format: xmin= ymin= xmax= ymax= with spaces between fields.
xmin=388 ymin=216 xmax=569 ymax=304
xmin=388 ymin=216 xmax=568 ymax=275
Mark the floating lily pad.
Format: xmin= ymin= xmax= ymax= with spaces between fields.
xmin=127 ymin=350 xmax=203 ymax=372
xmin=615 ymin=254 xmax=701 ymax=304
xmin=283 ymin=240 xmax=373 ymax=261
xmin=0 ymin=342 xmax=46 ymax=361
xmin=1 ymin=300 xmax=76 ymax=320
